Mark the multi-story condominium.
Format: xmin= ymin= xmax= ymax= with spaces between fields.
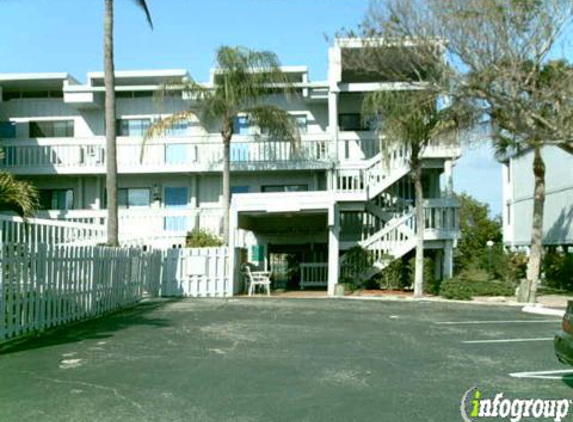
xmin=0 ymin=39 xmax=460 ymax=295
xmin=502 ymin=146 xmax=573 ymax=252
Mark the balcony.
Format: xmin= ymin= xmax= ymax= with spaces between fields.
xmin=0 ymin=135 xmax=333 ymax=175
xmin=0 ymin=133 xmax=460 ymax=175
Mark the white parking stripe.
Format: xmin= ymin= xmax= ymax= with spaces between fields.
xmin=462 ymin=338 xmax=553 ymax=344
xmin=436 ymin=320 xmax=560 ymax=325
xmin=510 ymin=369 xmax=573 ymax=380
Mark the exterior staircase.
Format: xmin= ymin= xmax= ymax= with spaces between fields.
xmin=336 ymin=145 xmax=418 ymax=281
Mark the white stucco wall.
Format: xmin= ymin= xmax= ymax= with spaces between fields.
xmin=504 ymin=145 xmax=573 ymax=246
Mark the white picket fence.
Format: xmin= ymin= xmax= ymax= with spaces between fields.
xmin=0 ymin=214 xmax=106 ymax=245
xmin=161 ymin=247 xmax=231 ymax=297
xmin=0 ymin=243 xmax=162 ymax=342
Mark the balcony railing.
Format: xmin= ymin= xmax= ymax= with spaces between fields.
xmin=0 ymin=136 xmax=332 ymax=174
xmin=33 ymin=208 xmax=225 ymax=240
xmin=0 ymin=133 xmax=460 ymax=175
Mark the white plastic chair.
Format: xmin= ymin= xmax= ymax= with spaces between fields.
xmin=242 ymin=264 xmax=271 ymax=296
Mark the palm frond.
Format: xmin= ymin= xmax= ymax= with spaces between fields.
xmin=142 ymin=110 xmax=197 ymax=162
xmin=130 ymin=0 xmax=153 ymax=29
xmin=0 ymin=172 xmax=38 ymax=217
xmin=245 ymin=105 xmax=300 ymax=144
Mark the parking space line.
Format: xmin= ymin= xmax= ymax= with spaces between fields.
xmin=436 ymin=320 xmax=560 ymax=325
xmin=510 ymin=369 xmax=573 ymax=380
xmin=462 ymin=338 xmax=553 ymax=344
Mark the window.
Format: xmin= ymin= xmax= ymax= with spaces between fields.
xmin=0 ymin=122 xmax=16 ymax=138
xmin=338 ymin=113 xmax=363 ymax=131
xmin=117 ymin=118 xmax=151 ymax=137
xmin=39 ymin=189 xmax=74 ymax=210
xmin=231 ymin=186 xmax=250 ymax=195
xmin=104 ymin=188 xmax=151 ymax=208
xmin=261 ymin=185 xmax=308 ymax=193
xmin=233 ymin=115 xmax=250 ymax=135
xmin=119 ymin=188 xmax=151 ymax=209
xmin=166 ymin=121 xmax=192 ymax=136
xmin=291 ymin=114 xmax=308 ymax=134
xmin=30 ymin=120 xmax=74 ymax=138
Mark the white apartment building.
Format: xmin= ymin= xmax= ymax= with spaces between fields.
xmin=502 ymin=146 xmax=573 ymax=251
xmin=0 ymin=40 xmax=461 ymax=294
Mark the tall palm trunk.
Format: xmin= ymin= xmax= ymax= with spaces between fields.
xmin=525 ymin=146 xmax=545 ymax=303
xmin=104 ymin=0 xmax=119 ymax=246
xmin=412 ymin=159 xmax=425 ymax=298
xmin=221 ymin=133 xmax=231 ymax=244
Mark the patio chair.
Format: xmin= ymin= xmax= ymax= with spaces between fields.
xmin=242 ymin=263 xmax=271 ymax=296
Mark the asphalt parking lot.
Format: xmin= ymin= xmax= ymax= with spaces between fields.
xmin=0 ymin=298 xmax=570 ymax=422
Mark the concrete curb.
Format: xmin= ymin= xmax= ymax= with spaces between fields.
xmin=522 ymin=304 xmax=565 ymax=317
xmin=333 ymin=295 xmax=525 ymax=307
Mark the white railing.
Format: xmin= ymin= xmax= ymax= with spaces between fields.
xmin=35 ymin=208 xmax=224 ymax=241
xmin=340 ymin=198 xmax=459 ymax=277
xmin=0 ymin=243 xmax=162 ymax=342
xmin=300 ymin=263 xmax=328 ymax=288
xmin=335 ymin=145 xmax=411 ymax=199
xmin=423 ymin=198 xmax=459 ymax=238
xmin=0 ymin=136 xmax=332 ymax=173
xmin=0 ymin=214 xmax=106 ymax=245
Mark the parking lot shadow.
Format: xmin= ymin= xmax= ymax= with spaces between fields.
xmin=562 ymin=374 xmax=573 ymax=389
xmin=0 ymin=298 xmax=177 ymax=356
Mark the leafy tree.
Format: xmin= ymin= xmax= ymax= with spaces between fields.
xmin=362 ymin=90 xmax=474 ymax=297
xmin=454 ymin=193 xmax=502 ymax=272
xmin=147 ymin=46 xmax=298 ymax=243
xmin=357 ymin=0 xmax=573 ymax=303
xmin=103 ymin=0 xmax=153 ymax=246
xmin=0 ymin=172 xmax=38 ymax=217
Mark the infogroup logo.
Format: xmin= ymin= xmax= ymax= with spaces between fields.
xmin=460 ymin=387 xmax=571 ymax=422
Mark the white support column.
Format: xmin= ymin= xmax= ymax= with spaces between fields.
xmin=328 ymin=91 xmax=339 ymax=162
xmin=227 ymin=204 xmax=238 ymax=297
xmin=443 ymin=159 xmax=454 ymax=197
xmin=327 ymin=204 xmax=340 ymax=296
xmin=443 ymin=240 xmax=453 ymax=279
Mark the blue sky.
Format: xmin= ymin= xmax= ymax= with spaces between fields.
xmin=0 ymin=0 xmax=502 ymax=214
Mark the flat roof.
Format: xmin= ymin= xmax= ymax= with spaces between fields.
xmin=0 ymin=73 xmax=77 ymax=90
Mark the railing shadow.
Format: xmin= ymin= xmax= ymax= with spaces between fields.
xmin=0 ymin=298 xmax=180 ymax=356
xmin=545 ymin=206 xmax=573 ymax=245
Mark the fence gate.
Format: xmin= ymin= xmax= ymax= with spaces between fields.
xmin=161 ymin=247 xmax=230 ymax=297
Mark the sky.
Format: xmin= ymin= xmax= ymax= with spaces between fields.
xmin=0 ymin=0 xmax=502 ymax=215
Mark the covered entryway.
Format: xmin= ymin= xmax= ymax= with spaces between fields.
xmin=229 ymin=191 xmax=340 ymax=295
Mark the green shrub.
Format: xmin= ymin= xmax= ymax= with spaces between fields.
xmin=375 ymin=258 xmax=407 ymax=290
xmin=490 ymin=250 xmax=528 ymax=282
xmin=543 ymin=252 xmax=573 ymax=291
xmin=339 ymin=246 xmax=374 ymax=289
xmin=185 ymin=229 xmax=223 ymax=248
xmin=439 ymin=279 xmax=473 ymax=300
xmin=439 ymin=268 xmax=516 ymax=300
xmin=406 ymin=257 xmax=438 ymax=294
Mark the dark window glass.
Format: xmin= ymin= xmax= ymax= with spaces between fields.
xmin=38 ymin=189 xmax=74 ymax=210
xmin=0 ymin=122 xmax=16 ymax=138
xmin=30 ymin=120 xmax=74 ymax=138
xmin=116 ymin=118 xmax=151 ymax=137
xmin=261 ymin=185 xmax=308 ymax=193
xmin=338 ymin=113 xmax=363 ymax=131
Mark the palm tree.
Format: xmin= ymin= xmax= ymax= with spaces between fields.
xmin=146 ymin=46 xmax=297 ymax=244
xmin=103 ymin=0 xmax=153 ymax=246
xmin=362 ymin=90 xmax=473 ymax=297
xmin=0 ymin=172 xmax=38 ymax=217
